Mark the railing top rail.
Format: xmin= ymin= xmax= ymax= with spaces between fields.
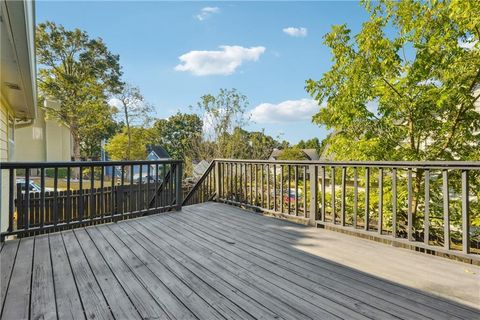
xmin=0 ymin=159 xmax=182 ymax=169
xmin=214 ymin=159 xmax=480 ymax=169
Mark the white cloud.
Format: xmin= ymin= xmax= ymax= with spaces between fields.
xmin=283 ymin=27 xmax=308 ymax=37
xmin=175 ymin=45 xmax=266 ymax=76
xmin=250 ymin=99 xmax=318 ymax=123
xmin=196 ymin=7 xmax=220 ymax=21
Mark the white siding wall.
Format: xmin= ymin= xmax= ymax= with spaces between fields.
xmin=0 ymin=102 xmax=12 ymax=233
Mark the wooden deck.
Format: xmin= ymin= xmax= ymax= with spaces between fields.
xmin=1 ymin=202 xmax=479 ymax=320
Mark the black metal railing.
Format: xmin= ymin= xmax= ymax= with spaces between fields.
xmin=185 ymin=159 xmax=480 ymax=262
xmin=0 ymin=160 xmax=182 ymax=239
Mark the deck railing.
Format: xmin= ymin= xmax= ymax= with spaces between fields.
xmin=185 ymin=159 xmax=480 ymax=262
xmin=0 ymin=159 xmax=182 ymax=239
xmin=182 ymin=161 xmax=216 ymax=206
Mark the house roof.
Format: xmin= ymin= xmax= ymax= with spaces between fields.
xmin=147 ymin=145 xmax=170 ymax=159
xmin=1 ymin=0 xmax=37 ymax=119
xmin=302 ymin=149 xmax=320 ymax=160
xmin=269 ymin=148 xmax=320 ymax=161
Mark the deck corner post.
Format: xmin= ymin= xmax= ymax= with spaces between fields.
xmin=215 ymin=160 xmax=221 ymax=202
xmin=309 ymin=165 xmax=319 ymax=226
xmin=175 ymin=162 xmax=183 ymax=211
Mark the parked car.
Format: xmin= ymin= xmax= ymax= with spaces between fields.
xmin=283 ymin=188 xmax=303 ymax=203
xmin=16 ymin=179 xmax=54 ymax=193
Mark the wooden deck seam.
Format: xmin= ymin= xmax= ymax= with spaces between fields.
xmin=196 ymin=204 xmax=480 ymax=315
xmin=58 ymin=231 xmax=89 ymax=320
xmin=61 ymin=231 xmax=114 ymax=320
xmin=83 ymin=226 xmax=171 ymax=320
xmin=0 ymin=240 xmax=19 ymax=317
xmin=117 ymin=221 xmax=252 ymax=320
xmin=28 ymin=237 xmax=35 ymax=320
xmin=167 ymin=212 xmax=431 ymax=320
xmin=126 ymin=219 xmax=319 ymax=320
xmin=180 ymin=207 xmax=445 ymax=318
xmin=155 ymin=214 xmax=406 ymax=320
xmin=75 ymin=228 xmax=155 ymax=319
xmin=107 ymin=222 xmax=225 ymax=320
xmin=189 ymin=205 xmax=479 ymax=318
xmin=72 ymin=229 xmax=142 ymax=319
xmin=128 ymin=218 xmax=316 ymax=320
xmin=134 ymin=217 xmax=361 ymax=320
xmin=1 ymin=202 xmax=479 ymax=320
xmin=99 ymin=223 xmax=198 ymax=320
xmin=47 ymin=234 xmax=60 ymax=319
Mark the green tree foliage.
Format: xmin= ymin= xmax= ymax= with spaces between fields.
xmin=276 ymin=148 xmax=309 ymax=161
xmin=113 ymin=84 xmax=154 ymax=159
xmin=306 ymin=0 xmax=480 ymax=161
xmin=194 ymin=88 xmax=250 ymax=158
xmin=153 ymin=112 xmax=203 ymax=160
xmin=295 ymin=137 xmax=326 ymax=156
xmin=36 ymin=21 xmax=123 ymax=160
xmin=306 ymin=0 xmax=480 ymax=246
xmin=223 ymin=128 xmax=280 ymax=160
xmin=105 ymin=127 xmax=154 ymax=160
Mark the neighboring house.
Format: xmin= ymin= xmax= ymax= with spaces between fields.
xmin=132 ymin=145 xmax=171 ymax=182
xmin=1 ymin=0 xmax=37 ymax=232
xmin=147 ymin=145 xmax=170 ymax=160
xmin=14 ymin=99 xmax=73 ymax=161
xmin=268 ymin=148 xmax=320 ymax=161
xmin=192 ymin=160 xmax=210 ymax=179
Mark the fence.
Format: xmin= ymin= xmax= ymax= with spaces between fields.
xmin=185 ymin=159 xmax=480 ymax=261
xmin=0 ymin=160 xmax=182 ymax=239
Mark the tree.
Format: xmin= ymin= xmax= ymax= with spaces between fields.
xmin=276 ymin=148 xmax=309 ymax=161
xmin=104 ymin=127 xmax=154 ymax=160
xmin=296 ymin=138 xmax=322 ymax=154
xmin=222 ymin=128 xmax=280 ymax=160
xmin=112 ymin=84 xmax=154 ymax=159
xmin=306 ymin=0 xmax=480 ymax=242
xmin=306 ymin=1 xmax=480 ymax=161
xmin=153 ymin=112 xmax=203 ymax=160
xmin=36 ymin=21 xmax=123 ymax=160
xmin=194 ymin=88 xmax=250 ymax=158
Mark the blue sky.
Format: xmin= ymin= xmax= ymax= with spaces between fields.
xmin=36 ymin=1 xmax=370 ymax=144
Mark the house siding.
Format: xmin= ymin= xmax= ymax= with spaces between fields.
xmin=0 ymin=100 xmax=13 ymax=233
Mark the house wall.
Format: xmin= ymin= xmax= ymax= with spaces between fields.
xmin=14 ymin=107 xmax=72 ymax=162
xmin=0 ymin=99 xmax=13 ymax=232
xmin=14 ymin=109 xmax=46 ymax=161
xmin=45 ymin=118 xmax=72 ymax=161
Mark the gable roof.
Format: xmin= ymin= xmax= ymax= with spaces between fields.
xmin=268 ymin=148 xmax=320 ymax=161
xmin=147 ymin=145 xmax=170 ymax=159
xmin=302 ymin=149 xmax=319 ymax=160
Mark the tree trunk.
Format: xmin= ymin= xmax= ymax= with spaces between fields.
xmin=72 ymin=129 xmax=81 ymax=161
xmin=123 ymin=101 xmax=131 ymax=159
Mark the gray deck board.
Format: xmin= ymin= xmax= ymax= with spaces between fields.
xmin=0 ymin=239 xmax=19 ymax=312
xmin=48 ymin=233 xmax=85 ymax=320
xmin=1 ymin=238 xmax=34 ymax=320
xmin=179 ymin=205 xmax=461 ymax=320
xmin=30 ymin=234 xmax=57 ymax=320
xmin=1 ymin=202 xmax=479 ymax=320
xmin=61 ymin=231 xmax=114 ymax=320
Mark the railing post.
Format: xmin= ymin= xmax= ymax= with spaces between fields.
xmin=175 ymin=162 xmax=183 ymax=210
xmin=215 ymin=161 xmax=221 ymax=201
xmin=309 ymin=165 xmax=318 ymax=226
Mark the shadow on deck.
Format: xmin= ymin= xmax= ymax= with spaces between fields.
xmin=1 ymin=202 xmax=479 ymax=320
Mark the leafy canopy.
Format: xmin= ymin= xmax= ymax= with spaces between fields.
xmin=153 ymin=112 xmax=203 ymax=161
xmin=36 ymin=21 xmax=123 ymax=159
xmin=104 ymin=127 xmax=154 ymax=161
xmin=276 ymin=148 xmax=309 ymax=161
xmin=306 ymin=0 xmax=480 ymax=161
